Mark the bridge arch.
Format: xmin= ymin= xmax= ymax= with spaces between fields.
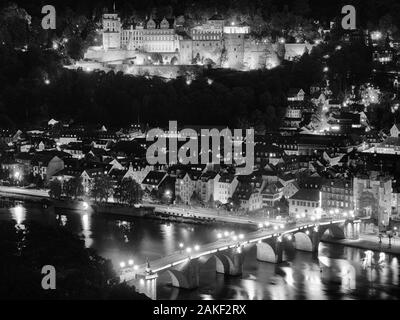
xmin=294 ymin=231 xmax=314 ymax=252
xmin=256 ymin=241 xmax=279 ymax=263
xmin=320 ymin=224 xmax=346 ymax=239
xmin=214 ymin=252 xmax=243 ymax=276
xmin=166 ymin=259 xmax=199 ymax=289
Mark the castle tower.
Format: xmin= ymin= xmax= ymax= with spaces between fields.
xmin=102 ymin=13 xmax=121 ymax=50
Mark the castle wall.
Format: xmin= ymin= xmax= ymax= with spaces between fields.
xmin=91 ymin=13 xmax=312 ymax=72
xmin=223 ymin=34 xmax=245 ymax=69
xmin=243 ymin=40 xmax=269 ymax=70
xmin=192 ymin=40 xmax=223 ymax=65
xmin=179 ymin=39 xmax=193 ymax=65
xmin=103 ymin=32 xmax=121 ymax=50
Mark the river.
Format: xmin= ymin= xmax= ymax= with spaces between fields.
xmin=1 ymin=203 xmax=399 ymax=300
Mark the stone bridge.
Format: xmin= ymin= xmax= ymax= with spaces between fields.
xmin=119 ymin=219 xmax=362 ymax=299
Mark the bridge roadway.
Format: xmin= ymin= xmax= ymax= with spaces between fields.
xmin=119 ymin=219 xmax=349 ymax=283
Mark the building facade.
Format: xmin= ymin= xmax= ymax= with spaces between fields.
xmin=321 ymin=179 xmax=354 ymax=214
xmin=90 ymin=13 xmax=316 ymax=71
xmin=353 ymin=172 xmax=392 ymax=226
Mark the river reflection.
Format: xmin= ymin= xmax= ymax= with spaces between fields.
xmin=0 ymin=204 xmax=399 ymax=300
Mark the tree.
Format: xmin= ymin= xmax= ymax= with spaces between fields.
xmin=0 ymin=220 xmax=149 ymax=299
xmin=149 ymin=188 xmax=160 ymax=202
xmin=227 ymin=195 xmax=241 ymax=211
xmin=190 ymin=191 xmax=203 ymax=207
xmin=90 ymin=174 xmax=114 ymax=203
xmin=63 ymin=177 xmax=84 ymax=200
xmin=207 ymin=194 xmax=215 ymax=208
xmin=115 ymin=178 xmax=143 ymax=206
xmin=231 ymin=194 xmax=242 ymax=211
xmin=175 ymin=194 xmax=183 ymax=205
xmin=49 ymin=179 xmax=62 ymax=199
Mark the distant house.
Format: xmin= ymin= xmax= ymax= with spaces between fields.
xmin=311 ymin=92 xmax=327 ymax=108
xmin=56 ymin=131 xmax=80 ymax=145
xmin=233 ymin=183 xmax=262 ymax=212
xmin=91 ymin=139 xmax=112 ymax=150
xmin=390 ymin=123 xmax=400 ymax=138
xmin=32 ymin=152 xmax=69 ymax=181
xmin=196 ymin=171 xmax=220 ymax=203
xmin=108 ymin=159 xmax=124 ymax=172
xmin=289 ymin=189 xmax=321 ymax=219
xmin=141 ymin=171 xmax=168 ymax=192
xmin=122 ymin=162 xmax=152 ymax=184
xmin=214 ymin=174 xmax=238 ymax=204
xmin=260 ymin=164 xmax=278 ymax=183
xmin=375 ymin=137 xmax=400 ymax=155
xmin=310 ymin=82 xmax=324 ymax=94
xmin=327 ymin=99 xmax=342 ymax=110
xmin=261 ymin=181 xmax=284 ymax=208
xmin=320 ymin=179 xmax=353 ymax=214
xmin=48 ymin=119 xmax=59 ymax=126
xmin=278 ymin=174 xmax=299 ymax=199
xmin=287 ymin=88 xmax=305 ymax=102
xmin=14 ymin=152 xmax=35 ymax=176
xmin=81 ymin=168 xmax=109 ymax=193
xmin=61 ymin=142 xmax=85 ymax=159
xmin=1 ymin=161 xmax=25 ymax=180
xmin=175 ymin=171 xmax=201 ymax=204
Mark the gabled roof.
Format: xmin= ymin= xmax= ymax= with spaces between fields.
xmin=82 ymin=167 xmax=106 ymax=179
xmin=234 ymin=184 xmax=256 ymax=201
xmin=391 ymin=123 xmax=400 ymax=131
xmin=261 ymin=182 xmax=283 ymax=195
xmin=199 ymin=171 xmax=218 ymax=181
xmin=290 ymin=189 xmax=319 ymax=201
xmin=142 ymin=171 xmax=167 ymax=186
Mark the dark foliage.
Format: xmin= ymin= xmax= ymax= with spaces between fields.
xmin=0 ymin=220 xmax=149 ymax=299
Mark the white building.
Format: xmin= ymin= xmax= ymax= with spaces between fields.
xmin=289 ymin=189 xmax=321 ymax=219
xmin=234 ymin=184 xmax=262 ymax=212
xmin=102 ymin=13 xmax=122 ymax=50
xmin=196 ymin=171 xmax=220 ymax=203
xmin=214 ymin=174 xmax=238 ymax=204
xmin=123 ymin=162 xmax=153 ymax=185
xmin=175 ymin=171 xmax=201 ymax=204
xmin=390 ymin=123 xmax=400 ymax=138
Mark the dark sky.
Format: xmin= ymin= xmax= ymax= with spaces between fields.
xmin=2 ymin=0 xmax=399 ymax=27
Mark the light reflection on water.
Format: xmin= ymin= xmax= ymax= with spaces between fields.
xmin=10 ymin=204 xmax=26 ymax=226
xmin=0 ymin=204 xmax=399 ymax=300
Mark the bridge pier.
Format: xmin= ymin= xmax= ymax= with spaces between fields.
xmin=167 ymin=258 xmax=199 ymax=290
xmin=344 ymin=220 xmax=360 ymax=240
xmin=134 ymin=273 xmax=158 ymax=300
xmin=256 ymin=237 xmax=285 ymax=263
xmin=215 ymin=248 xmax=244 ymax=276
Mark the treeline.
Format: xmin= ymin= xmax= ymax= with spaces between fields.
xmin=0 ymin=39 xmax=375 ymax=129
xmin=0 ymin=2 xmax=376 ymax=129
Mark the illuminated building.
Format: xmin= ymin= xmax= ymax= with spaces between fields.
xmin=353 ymin=172 xmax=392 ymax=226
xmin=320 ymin=179 xmax=354 ymax=213
xmin=90 ymin=12 xmax=316 ymax=72
xmin=289 ymin=189 xmax=321 ymax=219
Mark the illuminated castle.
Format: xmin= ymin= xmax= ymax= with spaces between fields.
xmin=84 ymin=13 xmax=314 ymax=71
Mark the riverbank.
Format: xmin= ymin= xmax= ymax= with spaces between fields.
xmin=90 ymin=203 xmax=257 ymax=229
xmin=322 ymin=235 xmax=400 ymax=255
xmin=0 ymin=186 xmax=259 ymax=228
